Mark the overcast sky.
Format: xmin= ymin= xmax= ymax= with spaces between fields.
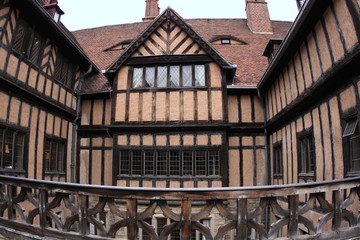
xmin=57 ymin=0 xmax=299 ymax=31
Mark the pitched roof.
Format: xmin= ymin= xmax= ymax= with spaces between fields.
xmin=106 ymin=8 xmax=235 ymax=75
xmin=73 ymin=12 xmax=292 ymax=91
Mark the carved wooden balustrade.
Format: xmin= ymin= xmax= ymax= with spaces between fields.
xmin=0 ymin=175 xmax=359 ymax=239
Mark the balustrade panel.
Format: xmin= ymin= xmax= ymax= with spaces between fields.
xmin=0 ymin=175 xmax=358 ymax=239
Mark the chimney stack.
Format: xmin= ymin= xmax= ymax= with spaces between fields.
xmin=143 ymin=0 xmax=160 ymax=22
xmin=246 ymin=0 xmax=273 ymax=34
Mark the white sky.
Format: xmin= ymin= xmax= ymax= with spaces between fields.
xmin=58 ymin=0 xmax=299 ymax=31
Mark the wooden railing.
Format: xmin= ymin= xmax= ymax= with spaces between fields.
xmin=0 ymin=175 xmax=359 ymax=239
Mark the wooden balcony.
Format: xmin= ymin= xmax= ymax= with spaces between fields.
xmin=0 ymin=175 xmax=359 ymax=239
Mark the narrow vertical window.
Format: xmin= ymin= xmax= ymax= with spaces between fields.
xmin=273 ymin=142 xmax=283 ymax=178
xmin=145 ymin=67 xmax=155 ymax=87
xmin=133 ymin=68 xmax=143 ymax=88
xmin=183 ymin=151 xmax=193 ymax=176
xmin=298 ymin=130 xmax=315 ymax=179
xmin=157 ymin=151 xmax=167 ymax=176
xmin=169 ymin=151 xmax=180 ymax=176
xmin=182 ymin=65 xmax=192 ymax=87
xmin=132 ymin=150 xmax=142 ymax=175
xmin=0 ymin=127 xmax=26 ymax=173
xmin=343 ymin=117 xmax=360 ymax=174
xmin=195 ymin=151 xmax=206 ymax=176
xmin=157 ymin=66 xmax=167 ymax=88
xmin=170 ymin=66 xmax=180 ymax=87
xmin=144 ymin=151 xmax=154 ymax=175
xmin=119 ymin=150 xmax=130 ymax=175
xmin=208 ymin=151 xmax=220 ymax=176
xmin=3 ymin=130 xmax=14 ymax=168
xmin=195 ymin=65 xmax=205 ymax=86
xmin=44 ymin=138 xmax=66 ymax=173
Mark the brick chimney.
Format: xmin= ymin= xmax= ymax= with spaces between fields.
xmin=246 ymin=0 xmax=273 ymax=34
xmin=143 ymin=0 xmax=160 ymax=22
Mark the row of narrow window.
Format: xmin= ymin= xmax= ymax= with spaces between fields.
xmin=273 ymin=117 xmax=360 ymax=179
xmin=11 ymin=17 xmax=76 ymax=89
xmin=0 ymin=126 xmax=66 ymax=175
xmin=132 ymin=65 xmax=206 ymax=89
xmin=117 ymin=150 xmax=220 ymax=177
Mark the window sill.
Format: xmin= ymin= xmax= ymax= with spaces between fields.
xmin=44 ymin=172 xmax=66 ymax=176
xmin=345 ymin=171 xmax=360 ymax=177
xmin=130 ymin=86 xmax=208 ymax=91
xmin=298 ymin=173 xmax=315 ymax=181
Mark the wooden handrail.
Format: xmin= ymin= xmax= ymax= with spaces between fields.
xmin=0 ymin=175 xmax=358 ymax=239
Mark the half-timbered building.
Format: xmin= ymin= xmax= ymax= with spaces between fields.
xmin=0 ymin=0 xmax=359 ymax=239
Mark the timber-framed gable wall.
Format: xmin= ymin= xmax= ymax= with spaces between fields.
xmin=0 ymin=0 xmax=91 ymax=182
xmin=102 ymin=8 xmax=233 ymax=188
xmin=258 ymin=0 xmax=360 ymax=185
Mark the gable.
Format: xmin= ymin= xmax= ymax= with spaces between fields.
xmin=106 ymin=8 xmax=234 ymax=75
xmin=132 ymin=21 xmax=206 ymax=57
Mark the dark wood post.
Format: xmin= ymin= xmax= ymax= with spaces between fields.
xmin=78 ymin=194 xmax=89 ymax=235
xmin=181 ymin=199 xmax=191 ymax=240
xmin=7 ymin=185 xmax=15 ymax=220
xmin=236 ymin=198 xmax=248 ymax=239
xmin=333 ymin=190 xmax=342 ymax=230
xmin=127 ymin=199 xmax=137 ymax=240
xmin=288 ymin=195 xmax=299 ymax=238
xmin=39 ymin=189 xmax=48 ymax=228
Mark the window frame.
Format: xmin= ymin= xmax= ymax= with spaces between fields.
xmin=0 ymin=125 xmax=28 ymax=174
xmin=12 ymin=17 xmax=45 ymax=66
xmin=273 ymin=142 xmax=283 ymax=179
xmin=221 ymin=38 xmax=231 ymax=45
xmin=43 ymin=136 xmax=66 ymax=175
xmin=297 ymin=129 xmax=315 ymax=180
xmin=343 ymin=112 xmax=360 ymax=177
xmin=130 ymin=64 xmax=207 ymax=89
xmin=54 ymin=51 xmax=77 ymax=89
xmin=115 ymin=148 xmax=221 ymax=179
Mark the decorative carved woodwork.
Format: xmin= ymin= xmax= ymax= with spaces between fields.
xmin=0 ymin=175 xmax=358 ymax=239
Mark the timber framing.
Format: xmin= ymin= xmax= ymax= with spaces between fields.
xmin=0 ymin=72 xmax=76 ymax=121
xmin=11 ymin=0 xmax=98 ymax=72
xmin=265 ymin=45 xmax=360 ymax=134
xmin=105 ymin=8 xmax=235 ymax=76
xmin=258 ymin=1 xmax=330 ymax=94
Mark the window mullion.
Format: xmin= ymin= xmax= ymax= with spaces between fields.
xmin=142 ymin=67 xmax=145 ymax=88
xmin=0 ymin=128 xmax=4 ymax=168
xmin=11 ymin=131 xmax=15 ymax=168
xmin=192 ymin=65 xmax=195 ymax=87
xmin=155 ymin=66 xmax=158 ymax=88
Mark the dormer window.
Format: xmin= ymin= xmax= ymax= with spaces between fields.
xmin=263 ymin=39 xmax=283 ymax=64
xmin=53 ymin=11 xmax=60 ymax=22
xmin=105 ymin=40 xmax=134 ymax=52
xmin=221 ymin=39 xmax=231 ymax=45
xmin=131 ymin=64 xmax=206 ymax=89
xmin=209 ymin=35 xmax=247 ymax=46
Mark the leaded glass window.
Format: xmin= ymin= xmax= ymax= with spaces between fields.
xmin=133 ymin=68 xmax=143 ymax=88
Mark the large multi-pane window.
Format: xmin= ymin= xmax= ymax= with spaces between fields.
xmin=0 ymin=126 xmax=26 ymax=172
xmin=12 ymin=18 xmax=44 ymax=66
xmin=297 ymin=130 xmax=315 ymax=178
xmin=132 ymin=65 xmax=206 ymax=89
xmin=117 ymin=150 xmax=220 ymax=177
xmin=44 ymin=137 xmax=66 ymax=174
xmin=343 ymin=116 xmax=360 ymax=175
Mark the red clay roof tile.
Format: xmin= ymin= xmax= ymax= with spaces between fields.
xmin=73 ymin=18 xmax=292 ymax=91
